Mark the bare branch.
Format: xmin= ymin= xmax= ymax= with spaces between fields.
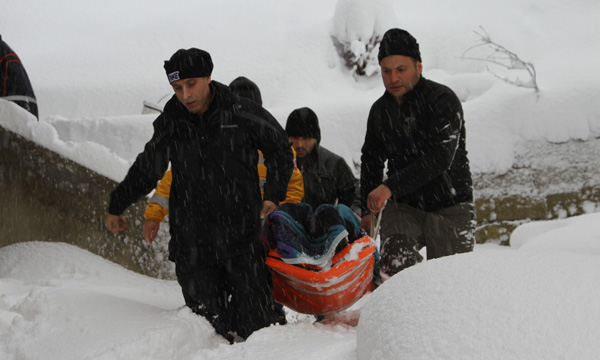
xmin=463 ymin=26 xmax=539 ymax=92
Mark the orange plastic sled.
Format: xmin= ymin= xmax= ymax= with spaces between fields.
xmin=266 ymin=236 xmax=376 ymax=315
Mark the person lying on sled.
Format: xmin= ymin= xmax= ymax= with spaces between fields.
xmin=259 ymin=202 xmax=365 ymax=267
xmin=260 ymin=202 xmax=381 ymax=323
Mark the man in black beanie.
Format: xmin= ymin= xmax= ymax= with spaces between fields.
xmin=360 ymin=29 xmax=474 ymax=280
xmin=286 ymin=107 xmax=360 ymax=213
xmin=105 ymin=48 xmax=293 ymax=343
xmin=228 ymin=76 xmax=263 ymax=105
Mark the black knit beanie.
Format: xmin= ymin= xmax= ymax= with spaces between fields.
xmin=378 ymin=28 xmax=421 ymax=63
xmin=164 ymin=48 xmax=213 ymax=83
xmin=286 ymin=107 xmax=321 ymax=143
xmin=229 ymin=76 xmax=263 ymax=106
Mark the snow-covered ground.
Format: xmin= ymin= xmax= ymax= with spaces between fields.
xmin=2 ymin=0 xmax=600 ymax=358
xmin=2 ymin=221 xmax=599 ymax=360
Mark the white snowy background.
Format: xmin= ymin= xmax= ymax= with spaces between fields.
xmin=1 ymin=0 xmax=600 ymax=359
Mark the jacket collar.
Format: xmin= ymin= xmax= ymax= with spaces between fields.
xmin=161 ymin=80 xmax=235 ymax=130
xmin=163 ymin=80 xmax=233 ymax=117
xmin=304 ymin=143 xmax=329 ymax=174
xmin=203 ymin=80 xmax=234 ymax=118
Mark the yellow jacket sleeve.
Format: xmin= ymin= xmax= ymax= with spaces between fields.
xmin=282 ymin=147 xmax=304 ymax=203
xmin=283 ymin=167 xmax=304 ymax=203
xmin=146 ymin=148 xmax=303 ymax=223
xmin=257 ymin=151 xmax=268 ymax=198
xmin=257 ymin=149 xmax=304 ymax=204
xmin=143 ymin=168 xmax=172 ymax=222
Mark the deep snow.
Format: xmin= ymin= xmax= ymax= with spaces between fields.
xmin=2 ymin=0 xmax=600 ymax=359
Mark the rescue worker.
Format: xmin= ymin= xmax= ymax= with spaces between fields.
xmin=360 ymin=29 xmax=474 ymax=279
xmin=142 ymin=76 xmax=304 ymax=243
xmin=105 ymin=48 xmax=293 ymax=343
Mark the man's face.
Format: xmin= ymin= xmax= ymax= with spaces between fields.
xmin=380 ymin=55 xmax=422 ymax=100
xmin=289 ymin=136 xmax=318 ymax=161
xmin=171 ymin=77 xmax=212 ymax=114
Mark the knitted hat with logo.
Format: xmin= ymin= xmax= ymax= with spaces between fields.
xmin=164 ymin=48 xmax=213 ymax=83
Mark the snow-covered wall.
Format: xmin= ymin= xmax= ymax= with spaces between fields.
xmin=3 ymin=116 xmax=599 ymax=280
xmin=0 ymin=124 xmax=174 ymax=279
xmin=473 ymin=138 xmax=600 ymax=244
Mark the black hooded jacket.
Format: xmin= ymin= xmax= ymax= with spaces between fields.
xmin=109 ymin=81 xmax=293 ymax=261
xmin=360 ymin=76 xmax=473 ymax=213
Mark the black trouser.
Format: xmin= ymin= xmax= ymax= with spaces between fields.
xmin=175 ymin=238 xmax=285 ymax=342
xmin=379 ymin=202 xmax=475 ymax=276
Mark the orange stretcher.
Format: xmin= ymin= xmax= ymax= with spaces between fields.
xmin=265 ymin=236 xmax=376 ymax=315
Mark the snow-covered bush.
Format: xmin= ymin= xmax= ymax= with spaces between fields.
xmin=330 ymin=0 xmax=396 ymax=78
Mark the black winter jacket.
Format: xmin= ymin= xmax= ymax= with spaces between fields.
xmin=360 ymin=77 xmax=472 ymax=213
xmin=109 ymin=81 xmax=293 ymax=263
xmin=300 ymin=144 xmax=360 ymax=214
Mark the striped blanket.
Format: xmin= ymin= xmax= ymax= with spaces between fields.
xmin=260 ymin=203 xmax=365 ymax=267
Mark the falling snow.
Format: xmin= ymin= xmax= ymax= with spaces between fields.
xmin=1 ymin=0 xmax=600 ymax=359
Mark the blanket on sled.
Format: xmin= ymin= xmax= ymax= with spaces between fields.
xmin=260 ymin=203 xmax=364 ymax=267
xmin=261 ymin=203 xmax=377 ymax=315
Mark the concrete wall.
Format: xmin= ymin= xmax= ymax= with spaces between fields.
xmin=2 ymin=124 xmax=599 ymax=278
xmin=472 ymin=137 xmax=600 ymax=245
xmin=474 ymin=186 xmax=600 ymax=245
xmin=0 ymin=126 xmax=174 ymax=279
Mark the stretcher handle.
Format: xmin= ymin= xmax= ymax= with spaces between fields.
xmin=370 ymin=203 xmax=385 ymax=239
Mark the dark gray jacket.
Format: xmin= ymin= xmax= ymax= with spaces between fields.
xmin=300 ymin=144 xmax=360 ymax=214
